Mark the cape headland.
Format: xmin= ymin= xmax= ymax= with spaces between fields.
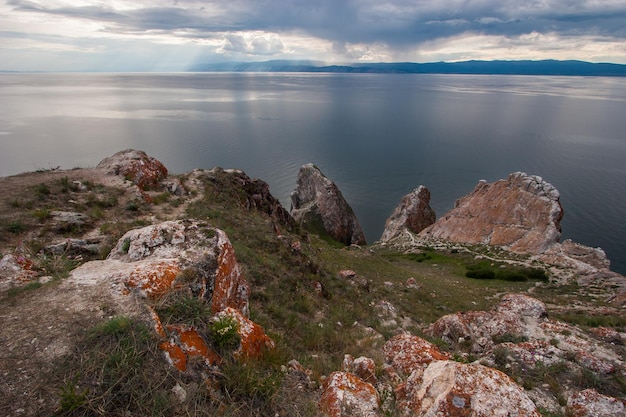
xmin=0 ymin=149 xmax=624 ymax=416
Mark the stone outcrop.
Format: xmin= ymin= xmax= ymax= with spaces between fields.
xmin=69 ymin=220 xmax=274 ymax=380
xmin=380 ymin=186 xmax=435 ymax=243
xmin=382 ymin=333 xmax=451 ymax=377
xmin=398 ymin=360 xmax=540 ymax=416
xmin=204 ymin=167 xmax=295 ymax=228
xmin=419 ymin=172 xmax=563 ymax=254
xmin=567 ymin=389 xmax=626 ymax=417
xmin=96 ymin=149 xmax=168 ymax=190
xmin=427 ymin=293 xmax=546 ymax=353
xmin=290 ymin=164 xmax=366 ymax=245
xmin=319 ymin=371 xmax=379 ymax=417
xmin=101 ymin=220 xmax=251 ymax=316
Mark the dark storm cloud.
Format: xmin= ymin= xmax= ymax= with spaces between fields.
xmin=8 ymin=0 xmax=626 ymax=44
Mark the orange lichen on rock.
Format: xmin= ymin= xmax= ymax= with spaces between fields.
xmin=211 ymin=238 xmax=250 ymax=317
xmin=382 ymin=333 xmax=451 ymax=377
xmin=159 ymin=340 xmax=188 ymax=371
xmin=319 ymin=371 xmax=379 ymax=417
xmin=399 ymin=360 xmax=540 ymax=417
xmin=567 ymin=389 xmax=626 ymax=417
xmin=125 ymin=260 xmax=181 ymax=298
xmin=97 ymin=149 xmax=167 ymax=190
xmin=215 ymin=307 xmax=275 ymax=358
xmin=160 ymin=325 xmax=221 ymax=372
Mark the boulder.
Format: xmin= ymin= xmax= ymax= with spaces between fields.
xmin=567 ymin=389 xmax=626 ymax=417
xmin=397 ymin=360 xmax=540 ymax=416
xmin=428 ymin=294 xmax=545 ymax=353
xmin=290 ymin=164 xmax=366 ymax=246
xmin=419 ymin=172 xmax=563 ymax=254
xmin=71 ymin=220 xmax=250 ymax=317
xmin=382 ymin=333 xmax=450 ymax=377
xmin=319 ymin=371 xmax=379 ymax=417
xmin=97 ymin=149 xmax=168 ymax=190
xmin=380 ymin=186 xmax=435 ymax=242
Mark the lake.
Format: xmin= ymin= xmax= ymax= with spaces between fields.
xmin=1 ymin=72 xmax=625 ymax=274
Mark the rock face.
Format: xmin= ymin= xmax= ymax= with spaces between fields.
xmin=419 ymin=172 xmax=563 ymax=254
xmin=398 ymin=360 xmax=540 ymax=417
xmin=96 ymin=149 xmax=168 ymax=190
xmin=380 ymin=186 xmax=435 ymax=242
xmin=290 ymin=164 xmax=366 ymax=246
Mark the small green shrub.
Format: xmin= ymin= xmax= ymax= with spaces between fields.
xmin=152 ymin=192 xmax=171 ymax=205
xmin=58 ymin=381 xmax=88 ymax=412
xmin=7 ymin=221 xmax=25 ymax=234
xmin=121 ymin=237 xmax=131 ymax=253
xmin=209 ymin=315 xmax=240 ymax=351
xmin=35 ymin=183 xmax=51 ymax=198
xmin=32 ymin=208 xmax=51 ymax=220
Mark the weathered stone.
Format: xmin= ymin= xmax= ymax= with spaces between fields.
xmin=50 ymin=210 xmax=89 ymax=231
xmin=398 ymin=360 xmax=540 ymax=416
xmin=342 ymin=355 xmax=377 ymax=384
xmin=428 ymin=293 xmax=545 ymax=353
xmin=380 ymin=186 xmax=435 ymax=242
xmin=382 ymin=333 xmax=451 ymax=377
xmin=0 ymin=244 xmax=37 ymax=290
xmin=72 ymin=220 xmax=250 ymax=316
xmin=97 ymin=149 xmax=168 ymax=190
xmin=420 ymin=172 xmax=563 ymax=254
xmin=214 ymin=307 xmax=275 ymax=359
xmin=567 ymin=389 xmax=625 ymax=417
xmin=319 ymin=371 xmax=379 ymax=417
xmin=290 ymin=164 xmax=366 ymax=245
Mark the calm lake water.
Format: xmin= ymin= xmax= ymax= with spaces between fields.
xmin=1 ymin=73 xmax=625 ymax=274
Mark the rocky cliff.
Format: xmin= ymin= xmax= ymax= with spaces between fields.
xmin=290 ymin=163 xmax=366 ymax=246
xmin=419 ymin=172 xmax=563 ymax=254
xmin=380 ymin=185 xmax=436 ymax=243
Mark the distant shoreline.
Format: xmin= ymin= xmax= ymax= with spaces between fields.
xmin=188 ymin=59 xmax=626 ymax=77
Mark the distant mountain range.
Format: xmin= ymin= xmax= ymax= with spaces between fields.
xmin=189 ymin=59 xmax=626 ymax=77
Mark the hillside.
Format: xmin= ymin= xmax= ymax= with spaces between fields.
xmin=0 ymin=150 xmax=624 ymax=416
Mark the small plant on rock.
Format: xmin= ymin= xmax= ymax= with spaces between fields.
xmin=209 ymin=315 xmax=240 ymax=352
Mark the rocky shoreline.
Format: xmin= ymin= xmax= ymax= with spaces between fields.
xmin=0 ymin=149 xmax=624 ymax=416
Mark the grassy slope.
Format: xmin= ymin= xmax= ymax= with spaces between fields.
xmin=1 ymin=168 xmax=623 ymax=416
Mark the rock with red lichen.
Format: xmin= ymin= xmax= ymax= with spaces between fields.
xmin=214 ymin=307 xmax=275 ymax=359
xmin=427 ymin=293 xmax=545 ymax=353
xmin=0 ymin=245 xmax=38 ymax=290
xmin=103 ymin=220 xmax=250 ymax=315
xmin=382 ymin=333 xmax=451 ymax=377
xmin=97 ymin=149 xmax=168 ymax=190
xmin=342 ymin=355 xmax=377 ymax=385
xmin=380 ymin=185 xmax=436 ymax=243
xmin=567 ymin=389 xmax=626 ymax=417
xmin=419 ymin=172 xmax=563 ymax=254
xmin=319 ymin=371 xmax=379 ymax=417
xmin=398 ymin=360 xmax=540 ymax=416
xmin=290 ymin=163 xmax=366 ymax=246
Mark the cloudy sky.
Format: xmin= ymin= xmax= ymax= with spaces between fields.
xmin=1 ymin=0 xmax=625 ymax=72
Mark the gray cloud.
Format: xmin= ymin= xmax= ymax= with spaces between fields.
xmin=4 ymin=0 xmax=626 ymax=67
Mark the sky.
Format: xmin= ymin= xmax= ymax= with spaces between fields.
xmin=1 ymin=0 xmax=626 ymax=72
